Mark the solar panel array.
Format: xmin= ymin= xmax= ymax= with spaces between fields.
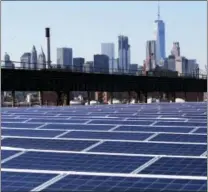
xmin=1 ymin=102 xmax=207 ymax=192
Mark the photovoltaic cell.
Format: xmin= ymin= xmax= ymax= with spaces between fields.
xmin=155 ymin=121 xmax=207 ymax=127
xmin=1 ymin=122 xmax=43 ymax=128
xmin=1 ymin=150 xmax=20 ymax=160
xmin=43 ymin=124 xmax=114 ymax=131
xmin=2 ymin=171 xmax=57 ymax=192
xmin=116 ymin=126 xmax=194 ymax=133
xmin=140 ymin=157 xmax=206 ymax=176
xmin=43 ymin=174 xmax=207 ymax=192
xmin=151 ymin=134 xmax=207 ymax=143
xmin=2 ymin=129 xmax=64 ymax=137
xmin=2 ymin=138 xmax=97 ymax=151
xmin=3 ymin=151 xmax=151 ymax=173
xmin=27 ymin=119 xmax=88 ymax=124
xmin=88 ymin=120 xmax=154 ymax=125
xmin=90 ymin=141 xmax=206 ymax=156
xmin=194 ymin=128 xmax=206 ymax=134
xmin=61 ymin=131 xmax=152 ymax=141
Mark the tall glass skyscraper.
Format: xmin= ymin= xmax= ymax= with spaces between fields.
xmin=154 ymin=2 xmax=166 ymax=65
xmin=57 ymin=48 xmax=73 ymax=69
xmin=101 ymin=43 xmax=115 ymax=73
xmin=118 ymin=35 xmax=130 ymax=73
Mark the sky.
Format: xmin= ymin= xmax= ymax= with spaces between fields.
xmin=2 ymin=1 xmax=207 ymax=69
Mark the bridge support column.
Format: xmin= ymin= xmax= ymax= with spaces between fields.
xmin=128 ymin=91 xmax=131 ymax=104
xmin=136 ymin=91 xmax=141 ymax=103
xmin=184 ymin=92 xmax=187 ymax=101
xmin=39 ymin=91 xmax=44 ymax=106
xmin=87 ymin=91 xmax=90 ymax=105
xmin=144 ymin=92 xmax=148 ymax=103
xmin=196 ymin=92 xmax=199 ymax=102
xmin=56 ymin=91 xmax=63 ymax=106
xmin=11 ymin=90 xmax=15 ymax=107
xmin=171 ymin=92 xmax=176 ymax=102
xmin=166 ymin=92 xmax=170 ymax=102
xmin=110 ymin=92 xmax=113 ymax=104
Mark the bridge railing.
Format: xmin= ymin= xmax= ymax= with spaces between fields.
xmin=1 ymin=60 xmax=207 ymax=79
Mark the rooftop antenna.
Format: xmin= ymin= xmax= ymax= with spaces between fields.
xmin=157 ymin=0 xmax=160 ymax=20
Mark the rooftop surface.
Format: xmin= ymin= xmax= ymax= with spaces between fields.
xmin=1 ymin=102 xmax=207 ymax=192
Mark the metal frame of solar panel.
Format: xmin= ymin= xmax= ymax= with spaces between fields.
xmin=1 ymin=102 xmax=207 ymax=192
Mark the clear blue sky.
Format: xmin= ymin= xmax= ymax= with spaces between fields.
xmin=2 ymin=1 xmax=207 ymax=69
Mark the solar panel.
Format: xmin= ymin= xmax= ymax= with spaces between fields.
xmin=43 ymin=175 xmax=206 ymax=192
xmin=2 ymin=129 xmax=64 ymax=137
xmin=155 ymin=121 xmax=207 ymax=127
xmin=1 ymin=102 xmax=207 ymax=192
xmin=1 ymin=150 xmax=20 ymax=160
xmin=1 ymin=171 xmax=57 ymax=192
xmin=2 ymin=122 xmax=43 ymax=128
xmin=116 ymin=125 xmax=194 ymax=133
xmin=89 ymin=141 xmax=206 ymax=156
xmin=43 ymin=124 xmax=115 ymax=130
xmin=88 ymin=120 xmax=154 ymax=125
xmin=2 ymin=138 xmax=97 ymax=151
xmin=140 ymin=157 xmax=206 ymax=176
xmin=151 ymin=133 xmax=206 ymax=143
xmin=60 ymin=131 xmax=153 ymax=141
xmin=3 ymin=151 xmax=152 ymax=173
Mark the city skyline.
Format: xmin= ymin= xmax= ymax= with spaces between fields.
xmin=2 ymin=1 xmax=206 ymax=69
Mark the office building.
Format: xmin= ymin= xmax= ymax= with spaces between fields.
xmin=4 ymin=52 xmax=14 ymax=69
xmin=171 ymin=42 xmax=180 ymax=57
xmin=30 ymin=45 xmax=38 ymax=69
xmin=38 ymin=47 xmax=46 ymax=69
xmin=101 ymin=43 xmax=115 ymax=73
xmin=73 ymin=57 xmax=85 ymax=72
xmin=93 ymin=54 xmax=109 ymax=73
xmin=118 ymin=35 xmax=130 ymax=73
xmin=83 ymin=61 xmax=94 ymax=73
xmin=129 ymin=64 xmax=138 ymax=75
xmin=154 ymin=3 xmax=166 ymax=64
xmin=57 ymin=48 xmax=73 ymax=69
xmin=164 ymin=55 xmax=176 ymax=71
xmin=20 ymin=53 xmax=31 ymax=69
xmin=146 ymin=40 xmax=157 ymax=71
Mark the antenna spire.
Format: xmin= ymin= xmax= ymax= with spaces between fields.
xmin=157 ymin=0 xmax=160 ymax=20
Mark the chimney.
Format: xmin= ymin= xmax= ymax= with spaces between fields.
xmin=45 ymin=28 xmax=51 ymax=68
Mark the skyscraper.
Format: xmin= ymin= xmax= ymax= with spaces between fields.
xmin=4 ymin=52 xmax=14 ymax=69
xmin=118 ymin=35 xmax=130 ymax=73
xmin=57 ymin=48 xmax=73 ymax=69
xmin=38 ymin=47 xmax=46 ymax=69
xmin=154 ymin=2 xmax=166 ymax=65
xmin=30 ymin=45 xmax=38 ymax=69
xmin=93 ymin=54 xmax=109 ymax=73
xmin=73 ymin=57 xmax=85 ymax=72
xmin=171 ymin=42 xmax=180 ymax=57
xmin=101 ymin=43 xmax=115 ymax=73
xmin=20 ymin=52 xmax=31 ymax=69
xmin=146 ymin=40 xmax=157 ymax=71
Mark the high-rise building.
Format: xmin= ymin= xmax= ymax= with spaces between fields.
xmin=57 ymin=48 xmax=73 ymax=69
xmin=164 ymin=55 xmax=176 ymax=71
xmin=20 ymin=52 xmax=31 ymax=69
xmin=129 ymin=64 xmax=138 ymax=75
xmin=101 ymin=43 xmax=115 ymax=73
xmin=154 ymin=2 xmax=166 ymax=64
xmin=118 ymin=35 xmax=130 ymax=73
xmin=38 ymin=47 xmax=46 ymax=69
xmin=30 ymin=45 xmax=38 ymax=69
xmin=83 ymin=61 xmax=93 ymax=73
xmin=93 ymin=54 xmax=109 ymax=73
xmin=171 ymin=42 xmax=180 ymax=57
xmin=4 ymin=52 xmax=14 ymax=69
xmin=146 ymin=40 xmax=157 ymax=71
xmin=73 ymin=57 xmax=85 ymax=72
